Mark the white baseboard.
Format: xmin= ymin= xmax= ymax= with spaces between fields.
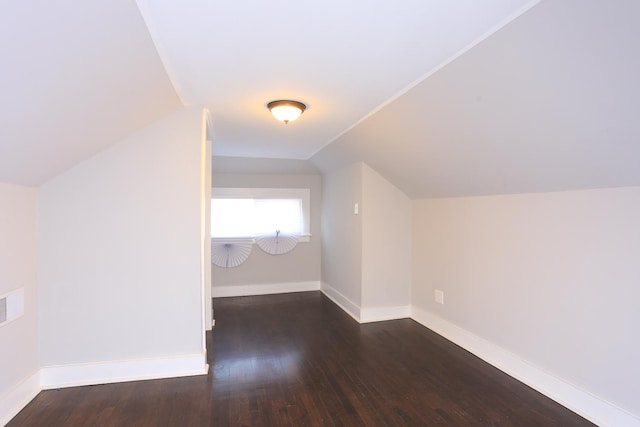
xmin=360 ymin=305 xmax=411 ymax=323
xmin=0 ymin=371 xmax=41 ymax=427
xmin=320 ymin=282 xmax=411 ymax=324
xmin=410 ymin=306 xmax=640 ymax=427
xmin=212 ymin=281 xmax=320 ymax=298
xmin=40 ymin=353 xmax=208 ymax=390
xmin=320 ymin=282 xmax=361 ymax=322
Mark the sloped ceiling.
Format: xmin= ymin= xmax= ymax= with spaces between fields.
xmin=3 ymin=1 xmax=638 ymax=198
xmin=0 ymin=0 xmax=181 ymax=186
xmin=136 ymin=0 xmax=537 ymax=160
xmin=311 ymin=0 xmax=640 ymax=197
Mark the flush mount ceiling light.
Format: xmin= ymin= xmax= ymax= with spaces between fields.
xmin=267 ymin=100 xmax=307 ymax=124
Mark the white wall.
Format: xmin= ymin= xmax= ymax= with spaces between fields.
xmin=412 ymin=187 xmax=640 ymax=420
xmin=321 ymin=163 xmax=363 ymax=312
xmin=320 ymin=162 xmax=412 ymax=322
xmin=202 ymin=114 xmax=212 ymax=330
xmin=361 ymin=164 xmax=411 ymax=315
xmin=0 ymin=183 xmax=39 ymax=423
xmin=39 ymin=107 xmax=206 ymax=368
xmin=310 ymin=1 xmax=640 ymax=200
xmin=211 ymin=173 xmax=322 ymax=291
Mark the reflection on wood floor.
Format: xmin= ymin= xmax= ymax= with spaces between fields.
xmin=9 ymin=291 xmax=593 ymax=426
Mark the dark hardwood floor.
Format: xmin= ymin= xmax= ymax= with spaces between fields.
xmin=9 ymin=291 xmax=594 ymax=426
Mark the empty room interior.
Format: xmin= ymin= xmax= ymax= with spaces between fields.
xmin=1 ymin=0 xmax=639 ymax=426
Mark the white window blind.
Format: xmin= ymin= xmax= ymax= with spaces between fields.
xmin=253 ymin=198 xmax=303 ymax=236
xmin=211 ymin=188 xmax=310 ymax=240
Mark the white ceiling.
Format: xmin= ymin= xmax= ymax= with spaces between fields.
xmin=312 ymin=0 xmax=640 ymax=197
xmin=3 ymin=0 xmax=639 ymax=198
xmin=0 ymin=0 xmax=181 ymax=186
xmin=135 ymin=0 xmax=538 ymax=159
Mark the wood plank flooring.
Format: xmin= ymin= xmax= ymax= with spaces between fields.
xmin=8 ymin=291 xmax=594 ymax=426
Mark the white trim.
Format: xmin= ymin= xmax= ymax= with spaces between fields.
xmin=0 ymin=371 xmax=41 ymax=426
xmin=360 ymin=305 xmax=411 ymax=323
xmin=212 ymin=281 xmax=320 ymax=298
xmin=410 ymin=306 xmax=640 ymax=427
xmin=211 ymin=235 xmax=311 ymax=244
xmin=319 ymin=282 xmax=411 ymax=324
xmin=40 ymin=353 xmax=208 ymax=390
xmin=213 ymin=187 xmax=309 ymax=200
xmin=320 ymin=282 xmax=361 ymax=322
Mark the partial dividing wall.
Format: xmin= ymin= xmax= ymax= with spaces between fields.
xmin=321 ymin=163 xmax=363 ymax=314
xmin=0 ymin=183 xmax=39 ymax=425
xmin=412 ymin=187 xmax=640 ymax=423
xmin=321 ymin=162 xmax=412 ymax=322
xmin=360 ymin=164 xmax=411 ymax=321
xmin=38 ymin=107 xmax=207 ymax=383
xmin=212 ymin=172 xmax=322 ymax=294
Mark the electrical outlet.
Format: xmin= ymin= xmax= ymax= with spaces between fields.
xmin=435 ymin=289 xmax=444 ymax=305
xmin=354 ymin=203 xmax=359 ymax=215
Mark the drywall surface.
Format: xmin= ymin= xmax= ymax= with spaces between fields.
xmin=211 ymin=173 xmax=322 ymax=287
xmin=0 ymin=183 xmax=38 ymax=401
xmin=212 ymin=156 xmax=318 ymax=175
xmin=321 ymin=163 xmax=363 ymax=307
xmin=311 ymin=0 xmax=640 ymax=198
xmin=203 ymin=140 xmax=212 ymax=329
xmin=412 ymin=187 xmax=640 ymax=417
xmin=361 ymin=164 xmax=411 ymax=309
xmin=1 ymin=0 xmax=181 ymax=186
xmin=39 ymin=107 xmax=205 ymax=366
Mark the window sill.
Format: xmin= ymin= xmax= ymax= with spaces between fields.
xmin=211 ymin=235 xmax=311 ymax=243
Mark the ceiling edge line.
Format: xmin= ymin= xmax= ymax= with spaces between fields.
xmin=134 ymin=0 xmax=189 ymax=107
xmin=306 ymin=0 xmax=544 ymax=160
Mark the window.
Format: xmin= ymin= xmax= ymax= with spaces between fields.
xmin=211 ymin=188 xmax=311 ymax=241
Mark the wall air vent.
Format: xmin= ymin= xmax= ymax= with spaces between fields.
xmin=0 ymin=288 xmax=24 ymax=327
xmin=0 ymin=297 xmax=6 ymax=324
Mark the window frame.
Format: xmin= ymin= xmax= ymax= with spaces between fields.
xmin=211 ymin=187 xmax=311 ymax=242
